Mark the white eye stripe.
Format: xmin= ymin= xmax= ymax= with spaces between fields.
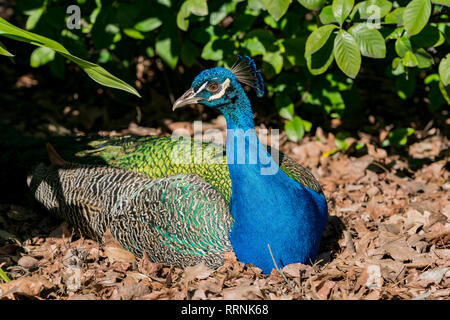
xmin=194 ymin=82 xmax=208 ymax=95
xmin=208 ymin=78 xmax=231 ymax=101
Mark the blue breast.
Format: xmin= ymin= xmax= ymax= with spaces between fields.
xmin=226 ymin=130 xmax=328 ymax=274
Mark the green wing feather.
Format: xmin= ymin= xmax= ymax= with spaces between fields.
xmin=60 ymin=135 xmax=322 ymax=202
xmin=29 ymin=163 xmax=232 ymax=268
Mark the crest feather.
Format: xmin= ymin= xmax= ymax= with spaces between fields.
xmin=230 ymin=55 xmax=264 ymax=97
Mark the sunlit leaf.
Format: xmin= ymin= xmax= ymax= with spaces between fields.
xmin=356 ymin=0 xmax=392 ymax=19
xmin=177 ymin=0 xmax=209 ymax=31
xmin=332 ymin=0 xmax=355 ymax=25
xmin=403 ymin=0 xmax=431 ymax=36
xmin=0 ymin=17 xmax=140 ymax=97
xmin=349 ymin=23 xmax=386 ymax=58
xmin=384 ymin=7 xmax=404 ymax=24
xmin=415 ymin=48 xmax=433 ymax=69
xmin=306 ymin=33 xmax=335 ymax=75
xmin=333 ymin=29 xmax=361 ymax=78
xmin=134 ymin=17 xmax=162 ymax=32
xmin=305 ymin=24 xmax=337 ymax=57
xmin=395 ymin=36 xmax=412 ymax=58
xmin=319 ymin=5 xmax=337 ymax=24
xmin=0 ymin=40 xmax=14 ymax=57
xmin=439 ymin=54 xmax=450 ymax=86
xmin=262 ymin=0 xmax=290 ymax=21
xmin=30 ymin=47 xmax=55 ymax=67
xmin=297 ymin=0 xmax=327 ymax=10
xmin=402 ymin=50 xmax=419 ymax=67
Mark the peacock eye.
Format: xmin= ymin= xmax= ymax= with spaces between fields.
xmin=206 ymin=82 xmax=219 ymax=92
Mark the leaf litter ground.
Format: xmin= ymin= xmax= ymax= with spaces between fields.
xmin=0 ymin=117 xmax=448 ymax=300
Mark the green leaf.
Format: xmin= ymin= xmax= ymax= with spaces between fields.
xmin=415 ymin=48 xmax=433 ymax=68
xmin=264 ymin=15 xmax=278 ymax=29
xmin=386 ymin=27 xmax=404 ymax=40
xmin=425 ymin=74 xmax=445 ymax=109
xmin=211 ymin=2 xmax=237 ymax=25
xmin=91 ymin=5 xmax=119 ymax=50
xmin=0 ymin=266 xmax=10 ymax=283
xmin=349 ymin=23 xmax=386 ymax=58
xmin=306 ymin=33 xmax=335 ymax=75
xmin=275 ymin=94 xmax=294 ymax=120
xmin=0 ymin=17 xmax=140 ymax=97
xmin=284 ymin=37 xmax=307 ymax=67
xmin=403 ymin=0 xmax=431 ymax=36
xmin=146 ymin=47 xmax=155 ymax=58
xmin=402 ymin=50 xmax=419 ymax=67
xmin=333 ymin=29 xmax=361 ymax=78
xmin=177 ymin=0 xmax=209 ymax=31
xmin=123 ymin=28 xmax=145 ymax=40
xmin=189 ymin=0 xmax=209 ymax=16
xmin=332 ymin=0 xmax=355 ymax=25
xmin=180 ymin=40 xmax=198 ymax=67
xmin=382 ymin=128 xmax=415 ymax=147
xmin=202 ymin=39 xmax=221 ymax=61
xmin=285 ymin=116 xmax=306 ymax=142
xmin=356 ymin=0 xmax=392 ymax=19
xmin=263 ymin=51 xmax=284 ymax=74
xmin=395 ymin=36 xmax=412 ymax=58
xmin=30 ymin=46 xmax=55 ymax=67
xmin=26 ymin=8 xmax=44 ymax=30
xmin=319 ymin=5 xmax=337 ymax=24
xmin=335 ymin=132 xmax=350 ymax=150
xmin=439 ymin=54 xmax=450 ymax=86
xmin=0 ymin=40 xmax=14 ymax=57
xmin=396 ymin=74 xmax=416 ymax=99
xmin=156 ymin=36 xmax=179 ymax=69
xmin=439 ymin=80 xmax=450 ymax=104
xmin=431 ymin=0 xmax=450 ymax=6
xmin=241 ymin=37 xmax=266 ymax=56
xmin=305 ymin=25 xmax=338 ymax=57
xmin=384 ymin=7 xmax=404 ymax=24
xmin=262 ymin=0 xmax=290 ymax=21
xmin=134 ymin=17 xmax=162 ymax=32
xmin=297 ymin=0 xmax=327 ymax=10
xmin=392 ymin=57 xmax=405 ymax=75
xmin=410 ymin=25 xmax=445 ymax=49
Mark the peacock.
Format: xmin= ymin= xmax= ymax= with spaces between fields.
xmin=28 ymin=56 xmax=328 ymax=274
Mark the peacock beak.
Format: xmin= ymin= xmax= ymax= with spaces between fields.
xmin=172 ymin=88 xmax=202 ymax=111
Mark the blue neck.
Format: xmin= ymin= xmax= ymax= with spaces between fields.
xmin=223 ymin=90 xmax=278 ymax=177
xmin=220 ymin=88 xmax=328 ymax=274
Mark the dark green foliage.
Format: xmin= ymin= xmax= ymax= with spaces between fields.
xmin=2 ymin=0 xmax=449 ymax=142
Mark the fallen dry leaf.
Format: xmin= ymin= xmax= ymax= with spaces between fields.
xmin=102 ymin=229 xmax=136 ymax=263
xmin=0 ymin=276 xmax=54 ymax=298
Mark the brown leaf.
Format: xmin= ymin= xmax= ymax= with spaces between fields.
xmin=222 ymin=282 xmax=262 ymax=300
xmin=316 ymin=280 xmax=336 ymax=300
xmin=18 ymin=256 xmax=38 ymax=270
xmin=282 ymin=263 xmax=308 ymax=278
xmin=425 ymin=224 xmax=450 ymax=245
xmin=67 ymin=293 xmax=97 ymax=300
xmin=137 ymin=252 xmax=163 ymax=277
xmin=48 ymin=222 xmax=71 ymax=239
xmin=0 ymin=243 xmax=21 ymax=255
xmin=102 ymin=229 xmax=135 ymax=263
xmin=0 ymin=276 xmax=54 ymax=298
xmin=364 ymin=289 xmax=381 ymax=300
xmin=418 ymin=267 xmax=449 ymax=284
xmin=382 ymin=238 xmax=419 ymax=262
xmin=183 ymin=262 xmax=214 ymax=283
xmin=110 ymin=282 xmax=150 ymax=300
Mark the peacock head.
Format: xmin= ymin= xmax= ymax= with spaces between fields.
xmin=173 ymin=55 xmax=264 ymax=113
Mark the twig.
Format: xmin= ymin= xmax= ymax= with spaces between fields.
xmin=267 ymin=243 xmax=294 ymax=290
xmin=343 ymin=230 xmax=356 ymax=255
